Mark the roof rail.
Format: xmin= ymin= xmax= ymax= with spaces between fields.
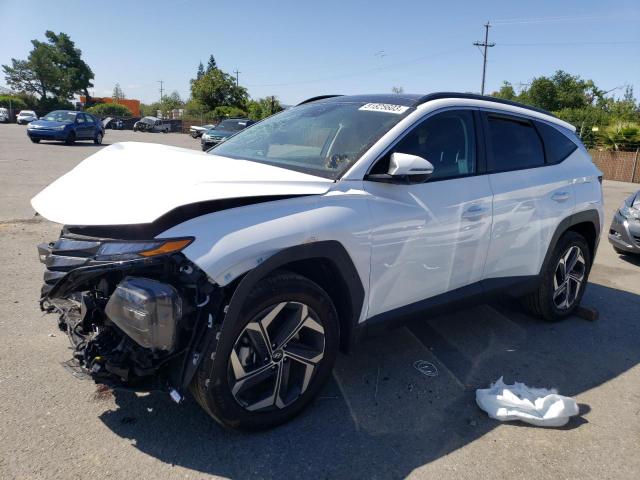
xmin=414 ymin=92 xmax=556 ymax=118
xmin=297 ymin=95 xmax=343 ymax=106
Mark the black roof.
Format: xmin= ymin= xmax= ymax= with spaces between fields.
xmin=298 ymin=92 xmax=555 ymax=118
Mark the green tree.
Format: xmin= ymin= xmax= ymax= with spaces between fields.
xmin=213 ymin=105 xmax=247 ymax=118
xmin=2 ymin=31 xmax=93 ymax=103
xmin=491 ymin=81 xmax=517 ymax=101
xmin=196 ymin=61 xmax=205 ymax=80
xmin=0 ymin=95 xmax=28 ymax=111
xmin=206 ymin=55 xmax=217 ymax=73
xmin=518 ymin=70 xmax=603 ymax=111
xmin=246 ymin=96 xmax=283 ymax=120
xmin=191 ymin=68 xmax=248 ymax=111
xmin=86 ymin=102 xmax=133 ymax=118
xmin=112 ymin=83 xmax=125 ymax=101
xmin=44 ymin=31 xmax=94 ymax=100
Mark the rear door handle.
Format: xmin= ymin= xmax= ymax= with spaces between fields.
xmin=462 ymin=205 xmax=488 ymax=220
xmin=551 ymin=191 xmax=570 ymax=202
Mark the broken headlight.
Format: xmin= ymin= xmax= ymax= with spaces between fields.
xmin=105 ymin=277 xmax=182 ymax=351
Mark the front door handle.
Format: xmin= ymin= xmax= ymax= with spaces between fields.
xmin=462 ymin=205 xmax=488 ymax=220
xmin=551 ymin=191 xmax=570 ymax=202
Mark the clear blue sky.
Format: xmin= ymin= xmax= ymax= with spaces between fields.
xmin=1 ymin=0 xmax=639 ymax=105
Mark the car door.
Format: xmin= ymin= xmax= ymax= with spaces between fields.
xmin=75 ymin=113 xmax=89 ymax=138
xmin=364 ymin=109 xmax=493 ymax=317
xmin=84 ymin=114 xmax=97 ymax=138
xmin=481 ymin=112 xmax=575 ymax=280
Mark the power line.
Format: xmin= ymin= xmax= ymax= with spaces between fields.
xmin=245 ymin=46 xmax=467 ymax=87
xmin=233 ymin=70 xmax=240 ymax=86
xmin=501 ymin=40 xmax=640 ymax=46
xmin=473 ymin=22 xmax=495 ymax=95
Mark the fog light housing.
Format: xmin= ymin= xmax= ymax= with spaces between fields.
xmin=105 ymin=277 xmax=182 ymax=351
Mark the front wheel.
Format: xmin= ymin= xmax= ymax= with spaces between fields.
xmin=522 ymin=231 xmax=591 ymax=322
xmin=65 ymin=131 xmax=76 ymax=145
xmin=191 ymin=271 xmax=339 ymax=430
xmin=191 ymin=131 xmax=198 ymax=138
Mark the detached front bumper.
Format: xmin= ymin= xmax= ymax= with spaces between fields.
xmin=608 ymin=212 xmax=640 ymax=253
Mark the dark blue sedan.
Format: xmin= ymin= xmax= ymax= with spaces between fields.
xmin=27 ymin=110 xmax=105 ymax=145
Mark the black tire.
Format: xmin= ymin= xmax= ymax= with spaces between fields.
xmin=191 ymin=131 xmax=199 ymax=138
xmin=522 ymin=231 xmax=591 ymax=322
xmin=30 ymin=138 xmax=40 ymax=143
xmin=94 ymin=131 xmax=103 ymax=145
xmin=65 ymin=131 xmax=76 ymax=145
xmin=191 ymin=270 xmax=339 ymax=430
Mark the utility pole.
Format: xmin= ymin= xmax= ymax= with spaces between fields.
xmin=233 ymin=70 xmax=240 ymax=86
xmin=473 ymin=22 xmax=495 ymax=95
xmin=157 ymin=80 xmax=164 ymax=101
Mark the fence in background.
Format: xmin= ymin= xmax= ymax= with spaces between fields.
xmin=590 ymin=149 xmax=640 ymax=184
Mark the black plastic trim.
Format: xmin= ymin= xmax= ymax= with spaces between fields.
xmin=222 ymin=241 xmax=365 ymax=353
xmin=64 ymin=195 xmax=306 ymax=240
xmin=297 ymin=95 xmax=344 ymax=106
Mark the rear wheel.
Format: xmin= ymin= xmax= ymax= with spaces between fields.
xmin=94 ymin=132 xmax=103 ymax=145
xmin=65 ymin=131 xmax=76 ymax=145
xmin=522 ymin=231 xmax=591 ymax=322
xmin=191 ymin=271 xmax=339 ymax=430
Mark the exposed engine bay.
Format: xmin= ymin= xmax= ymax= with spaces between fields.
xmin=39 ymin=232 xmax=226 ymax=400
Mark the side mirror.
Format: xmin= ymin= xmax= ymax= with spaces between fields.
xmin=366 ymin=152 xmax=434 ymax=184
xmin=388 ymin=152 xmax=434 ymax=178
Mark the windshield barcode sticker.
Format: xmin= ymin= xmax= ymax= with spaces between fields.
xmin=359 ymin=103 xmax=410 ymax=114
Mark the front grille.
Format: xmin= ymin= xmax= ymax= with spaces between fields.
xmin=40 ymin=237 xmax=103 ymax=295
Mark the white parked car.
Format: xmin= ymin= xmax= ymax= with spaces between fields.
xmin=190 ymin=123 xmax=216 ymax=138
xmin=32 ymin=93 xmax=603 ymax=430
xmin=0 ymin=107 xmax=10 ymax=123
xmin=16 ymin=110 xmax=38 ymax=124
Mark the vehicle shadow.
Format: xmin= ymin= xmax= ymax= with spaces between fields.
xmin=98 ymin=282 xmax=640 ymax=479
xmin=617 ymin=252 xmax=640 ymax=267
xmin=46 ymin=142 xmax=110 ymax=147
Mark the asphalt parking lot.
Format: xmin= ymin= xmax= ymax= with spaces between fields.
xmin=1 ymin=123 xmax=639 ymax=480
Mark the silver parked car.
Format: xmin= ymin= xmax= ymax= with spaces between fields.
xmin=609 ymin=190 xmax=640 ymax=255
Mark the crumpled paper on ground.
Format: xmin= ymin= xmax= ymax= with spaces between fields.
xmin=476 ymin=377 xmax=579 ymax=427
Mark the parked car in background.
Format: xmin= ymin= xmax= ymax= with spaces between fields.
xmin=0 ymin=107 xmax=9 ymax=123
xmin=133 ymin=116 xmax=170 ymax=133
xmin=27 ymin=110 xmax=105 ymax=145
xmin=16 ymin=110 xmax=38 ymax=124
xmin=201 ymin=118 xmax=254 ymax=150
xmin=190 ymin=123 xmax=217 ymax=138
xmin=32 ymin=92 xmax=602 ymax=430
xmin=609 ymin=190 xmax=640 ymax=255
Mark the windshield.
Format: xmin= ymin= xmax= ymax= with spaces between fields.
xmin=42 ymin=111 xmax=76 ymax=122
xmin=215 ymin=119 xmax=248 ymax=132
xmin=141 ymin=117 xmax=157 ymax=125
xmin=210 ymin=102 xmax=412 ymax=179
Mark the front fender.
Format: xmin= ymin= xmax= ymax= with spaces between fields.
xmin=160 ymin=188 xmax=373 ymax=318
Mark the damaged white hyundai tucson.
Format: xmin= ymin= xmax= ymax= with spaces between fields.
xmin=33 ymin=93 xmax=603 ymax=430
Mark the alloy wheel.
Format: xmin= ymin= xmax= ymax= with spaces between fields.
xmin=552 ymin=245 xmax=586 ymax=310
xmin=227 ymin=301 xmax=325 ymax=412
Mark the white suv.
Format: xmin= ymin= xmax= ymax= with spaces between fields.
xmin=33 ymin=93 xmax=603 ymax=430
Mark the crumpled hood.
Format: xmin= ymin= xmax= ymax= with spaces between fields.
xmin=31 ymin=142 xmax=333 ymax=225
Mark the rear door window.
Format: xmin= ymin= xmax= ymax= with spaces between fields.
xmin=485 ymin=114 xmax=544 ymax=172
xmin=535 ymin=122 xmax=578 ymax=164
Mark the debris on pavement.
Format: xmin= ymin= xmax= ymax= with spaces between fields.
xmin=476 ymin=377 xmax=579 ymax=427
xmin=413 ymin=360 xmax=439 ymax=377
xmin=576 ymin=305 xmax=599 ymax=321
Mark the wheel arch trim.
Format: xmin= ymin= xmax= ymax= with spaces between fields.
xmin=540 ymin=208 xmax=601 ymax=275
xmin=222 ymin=240 xmax=365 ymax=353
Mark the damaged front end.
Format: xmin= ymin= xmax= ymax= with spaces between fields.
xmin=38 ymin=232 xmax=226 ymax=402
